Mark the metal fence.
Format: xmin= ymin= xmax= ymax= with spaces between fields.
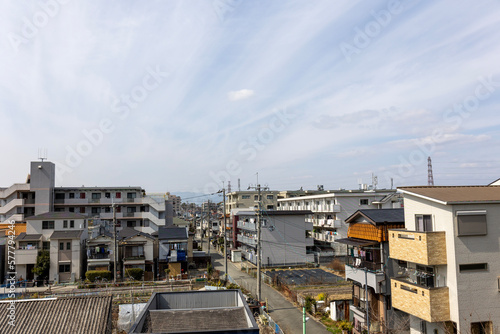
xmin=260 ymin=308 xmax=285 ymax=334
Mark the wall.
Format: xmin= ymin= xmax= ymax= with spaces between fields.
xmin=29 ymin=161 xmax=55 ymax=215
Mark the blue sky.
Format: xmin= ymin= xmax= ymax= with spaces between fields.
xmin=1 ymin=0 xmax=500 ymax=196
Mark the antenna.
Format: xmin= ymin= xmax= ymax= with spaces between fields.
xmin=238 ymin=178 xmax=241 ymax=191
xmin=228 ymin=181 xmax=232 ymax=193
xmin=428 ymin=157 xmax=434 ymax=186
xmin=38 ymin=148 xmax=48 ymax=162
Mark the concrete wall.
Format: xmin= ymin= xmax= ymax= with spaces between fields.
xmin=30 ymin=161 xmax=55 ymax=215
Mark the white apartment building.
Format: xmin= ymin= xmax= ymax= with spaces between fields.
xmin=277 ymin=189 xmax=401 ymax=254
xmin=226 ymin=190 xmax=281 ymax=214
xmin=16 ymin=212 xmax=88 ymax=283
xmin=389 ymin=186 xmax=500 ymax=334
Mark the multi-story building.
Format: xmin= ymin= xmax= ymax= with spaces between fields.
xmin=1 ymin=160 xmax=172 ymax=234
xmin=87 ymin=231 xmax=115 ymax=272
xmin=233 ymin=209 xmax=314 ymax=266
xmin=156 ymin=226 xmax=189 ymax=279
xmin=338 ymin=208 xmax=406 ymax=334
xmin=225 ymin=190 xmax=281 ymax=214
xmin=389 ymin=186 xmax=500 ymax=334
xmin=15 ymin=212 xmax=88 ymax=283
xmin=118 ymin=227 xmax=156 ymax=280
xmin=277 ymin=189 xmax=401 ymax=255
xmin=167 ymin=193 xmax=182 ymax=216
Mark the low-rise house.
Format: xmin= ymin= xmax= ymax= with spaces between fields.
xmin=338 ymin=208 xmax=406 ymax=334
xmin=87 ymin=231 xmax=115 ymax=272
xmin=156 ymin=226 xmax=189 ymax=279
xmin=118 ymin=227 xmax=156 ymax=280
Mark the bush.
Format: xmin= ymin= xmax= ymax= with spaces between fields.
xmin=85 ymin=270 xmax=112 ymax=282
xmin=125 ymin=268 xmax=144 ymax=281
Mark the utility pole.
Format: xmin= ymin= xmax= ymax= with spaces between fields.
xmin=223 ymin=187 xmax=228 ymax=282
xmin=256 ymin=183 xmax=262 ymax=302
xmin=303 ymin=306 xmax=306 ymax=334
xmin=112 ymin=203 xmax=118 ymax=284
xmin=207 ymin=199 xmax=211 ymax=257
xmin=365 ymin=267 xmax=370 ymax=334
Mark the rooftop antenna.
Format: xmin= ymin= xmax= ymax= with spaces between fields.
xmin=428 ymin=157 xmax=434 ymax=186
xmin=238 ymin=178 xmax=241 ymax=191
xmin=38 ymin=148 xmax=48 ymax=162
xmin=227 ymin=181 xmax=232 ymax=193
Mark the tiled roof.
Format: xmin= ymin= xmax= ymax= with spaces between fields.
xmin=15 ymin=233 xmax=42 ymax=241
xmin=158 ymin=226 xmax=188 ymax=240
xmin=118 ymin=227 xmax=153 ymax=240
xmin=27 ymin=212 xmax=87 ymax=220
xmin=50 ymin=230 xmax=83 ymax=239
xmin=345 ymin=208 xmax=404 ymax=225
xmin=399 ymin=185 xmax=500 ymax=204
xmin=0 ymin=295 xmax=112 ymax=334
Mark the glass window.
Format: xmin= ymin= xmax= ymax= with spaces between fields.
xmin=416 ymin=215 xmax=433 ymax=232
xmin=80 ymin=207 xmax=85 ymax=214
xmin=42 ymin=221 xmax=54 ymax=229
xmin=267 ymin=195 xmax=274 ymax=199
xmin=80 ymin=193 xmax=86 ymax=199
xmin=63 ymin=220 xmax=68 ymax=228
xmin=456 ymin=211 xmax=487 ymax=236
xmin=66 ymin=242 xmax=71 ymax=250
xmin=92 ymin=193 xmax=101 ymax=199
xmin=459 ymin=263 xmax=487 ymax=272
xmin=116 ymin=192 xmax=121 ymax=198
xmin=360 ymin=199 xmax=369 ymax=205
xmin=43 ymin=241 xmax=50 ymax=250
xmin=69 ymin=193 xmax=75 ymax=199
xmin=59 ymin=242 xmax=64 ymax=250
xmin=70 ymin=220 xmax=74 ymax=228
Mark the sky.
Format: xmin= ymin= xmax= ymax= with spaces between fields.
xmin=1 ymin=0 xmax=500 ymax=199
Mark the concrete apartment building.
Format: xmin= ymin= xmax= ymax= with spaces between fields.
xmin=277 ymin=189 xmax=401 ymax=255
xmin=338 ymin=209 xmax=406 ymax=334
xmin=233 ymin=209 xmax=314 ymax=266
xmin=16 ymin=212 xmax=88 ymax=282
xmin=388 ymin=186 xmax=500 ymax=334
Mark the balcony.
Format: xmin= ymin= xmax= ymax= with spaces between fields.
xmin=237 ymin=220 xmax=256 ymax=231
xmin=15 ymin=249 xmax=38 ymax=265
xmin=345 ymin=258 xmax=385 ymax=294
xmin=389 ymin=230 xmax=447 ymax=265
xmin=237 ymin=234 xmax=257 ymax=246
xmin=391 ymin=278 xmax=450 ymax=322
xmin=315 ymin=204 xmax=341 ymax=213
xmin=88 ymin=253 xmax=110 ymax=260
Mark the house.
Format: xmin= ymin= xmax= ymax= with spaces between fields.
xmin=0 ymin=295 xmax=113 ymax=334
xmin=156 ymin=226 xmax=189 ymax=279
xmin=338 ymin=208 xmax=406 ymax=334
xmin=15 ymin=212 xmax=88 ymax=283
xmin=234 ymin=209 xmax=314 ymax=266
xmin=87 ymin=231 xmax=115 ymax=272
xmin=129 ymin=290 xmax=259 ymax=334
xmin=118 ymin=227 xmax=156 ymax=280
xmin=388 ymin=186 xmax=500 ymax=334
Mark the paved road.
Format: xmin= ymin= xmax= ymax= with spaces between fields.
xmin=209 ymin=249 xmax=330 ymax=334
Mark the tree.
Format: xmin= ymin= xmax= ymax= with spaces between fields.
xmin=33 ymin=250 xmax=50 ymax=280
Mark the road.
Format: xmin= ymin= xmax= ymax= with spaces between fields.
xmin=209 ymin=248 xmax=331 ymax=334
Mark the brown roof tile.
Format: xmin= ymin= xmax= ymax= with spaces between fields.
xmin=398 ymin=186 xmax=500 ymax=204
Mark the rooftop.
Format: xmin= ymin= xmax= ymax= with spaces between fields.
xmin=345 ymin=208 xmax=404 ymax=225
xmin=0 ymin=295 xmax=112 ymax=334
xmin=158 ymin=226 xmax=188 ymax=240
xmin=27 ymin=212 xmax=87 ymax=220
xmin=50 ymin=230 xmax=83 ymax=239
xmin=398 ymin=185 xmax=500 ymax=204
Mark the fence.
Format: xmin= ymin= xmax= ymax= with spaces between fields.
xmin=260 ymin=307 xmax=286 ymax=334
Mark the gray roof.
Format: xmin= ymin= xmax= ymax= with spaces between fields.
xmin=27 ymin=212 xmax=87 ymax=220
xmin=238 ymin=210 xmax=313 ymax=216
xmin=118 ymin=227 xmax=153 ymax=240
xmin=345 ymin=208 xmax=404 ymax=225
xmin=0 ymin=295 xmax=112 ymax=334
xmin=149 ymin=308 xmax=249 ymax=333
xmin=158 ymin=226 xmax=188 ymax=240
xmin=50 ymin=230 xmax=83 ymax=239
xmin=15 ymin=233 xmax=42 ymax=241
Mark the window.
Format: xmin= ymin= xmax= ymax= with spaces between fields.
xmin=127 ymin=221 xmax=137 ymax=227
xmin=63 ymin=220 xmax=68 ymax=228
xmin=66 ymin=242 xmax=71 ymax=250
xmin=242 ymin=195 xmax=250 ymax=199
xmin=459 ymin=263 xmax=488 ymax=272
xmin=127 ymin=192 xmax=137 ymax=199
xmin=360 ymin=199 xmax=369 ymax=205
xmin=471 ymin=321 xmax=492 ymax=334
xmin=80 ymin=207 xmax=85 ymax=214
xmin=420 ymin=321 xmax=427 ymax=334
xmin=80 ymin=193 xmax=86 ymax=199
xmin=70 ymin=220 xmax=74 ymax=228
xmin=54 ymin=207 xmax=64 ymax=212
xmin=267 ymin=205 xmax=274 ymax=210
xmin=91 ymin=193 xmax=101 ymax=199
xmin=83 ymin=220 xmax=86 ymax=228
xmin=416 ymin=214 xmax=433 ymax=232
xmin=267 ymin=195 xmax=274 ymax=199
xmin=69 ymin=207 xmax=75 ymax=213
xmin=59 ymin=242 xmax=64 ymax=250
xmin=254 ymin=195 xmax=259 ymax=200
xmin=59 ymin=264 xmax=71 ymax=273
xmin=69 ymin=193 xmax=75 ymax=199
xmin=105 ymin=207 xmax=111 ymax=213
xmin=127 ymin=207 xmax=137 ymax=213
xmin=42 ymin=242 xmax=50 ymax=250
xmin=42 ymin=221 xmax=54 ymax=229
xmin=116 ymin=192 xmax=121 ymax=199
xmin=327 ymin=200 xmax=331 ymax=205
xmin=91 ymin=207 xmax=101 ymax=214
xmin=105 ymin=192 xmax=111 ymax=198
xmin=456 ymin=211 xmax=487 ymax=236
xmin=55 ymin=193 xmax=65 ymax=200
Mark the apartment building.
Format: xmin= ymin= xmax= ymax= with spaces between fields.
xmin=0 ymin=161 xmax=171 ymax=235
xmin=226 ymin=190 xmax=281 ymax=214
xmin=277 ymin=189 xmax=401 ymax=255
xmin=338 ymin=209 xmax=406 ymax=334
xmin=166 ymin=193 xmax=181 ymax=216
xmin=233 ymin=209 xmax=314 ymax=266
xmin=389 ymin=186 xmax=500 ymax=334
xmin=15 ymin=212 xmax=88 ymax=283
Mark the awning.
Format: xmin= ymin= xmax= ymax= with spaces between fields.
xmin=335 ymin=238 xmax=378 ymax=247
xmin=124 ymin=260 xmax=146 ymax=265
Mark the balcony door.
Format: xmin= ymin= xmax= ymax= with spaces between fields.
xmin=416 ymin=215 xmax=432 ymax=232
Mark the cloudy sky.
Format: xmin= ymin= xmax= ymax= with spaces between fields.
xmin=1 ymin=0 xmax=500 ymax=197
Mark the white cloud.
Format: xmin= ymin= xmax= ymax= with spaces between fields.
xmin=227 ymin=89 xmax=255 ymax=101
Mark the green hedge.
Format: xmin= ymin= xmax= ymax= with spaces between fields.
xmin=125 ymin=268 xmax=144 ymax=281
xmin=85 ymin=270 xmax=112 ymax=282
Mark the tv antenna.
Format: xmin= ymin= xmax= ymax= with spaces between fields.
xmin=38 ymin=148 xmax=48 ymax=162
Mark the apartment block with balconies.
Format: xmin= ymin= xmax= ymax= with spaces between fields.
xmin=389 ymin=186 xmax=500 ymax=334
xmin=337 ymin=208 xmax=406 ymax=334
xmin=233 ymin=210 xmax=314 ymax=266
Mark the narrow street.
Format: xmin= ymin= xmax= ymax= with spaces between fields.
xmin=208 ymin=246 xmax=331 ymax=334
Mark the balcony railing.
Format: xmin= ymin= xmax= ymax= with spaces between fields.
xmin=352 ymin=297 xmax=367 ymax=313
xmin=88 ymin=253 xmax=110 ymax=260
xmin=237 ymin=221 xmax=256 ymax=230
xmin=389 ymin=230 xmax=447 ymax=266
xmin=123 ymin=255 xmax=145 ymax=261
xmin=346 ymin=257 xmax=383 ymax=272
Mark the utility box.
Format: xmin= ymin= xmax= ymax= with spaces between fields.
xmin=231 ymin=249 xmax=241 ymax=263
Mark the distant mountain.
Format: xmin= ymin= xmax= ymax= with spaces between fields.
xmin=168 ymin=192 xmax=223 ymax=204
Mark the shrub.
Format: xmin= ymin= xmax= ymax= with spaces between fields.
xmin=85 ymin=270 xmax=112 ymax=282
xmin=317 ymin=292 xmax=326 ymax=301
xmin=125 ymin=268 xmax=144 ymax=281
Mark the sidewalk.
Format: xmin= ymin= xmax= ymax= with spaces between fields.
xmin=209 ymin=248 xmax=330 ymax=334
